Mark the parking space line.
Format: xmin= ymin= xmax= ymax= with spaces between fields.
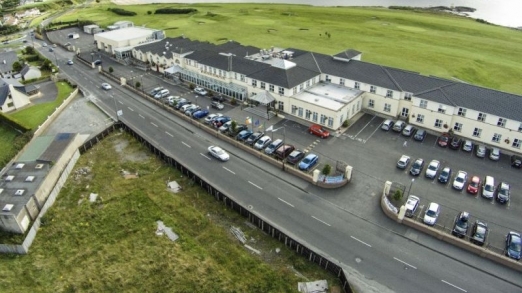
xmin=350 ymin=236 xmax=371 ymax=247
xmin=393 ymin=257 xmax=417 ymax=269
xmin=312 ymin=216 xmax=331 ymax=227
xmin=354 ymin=116 xmax=376 ymax=138
xmin=278 ymin=198 xmax=294 ymax=208
xmin=364 ymin=122 xmax=382 ymax=144
xmin=441 ymin=280 xmax=467 ymax=292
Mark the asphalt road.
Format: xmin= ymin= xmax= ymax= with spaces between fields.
xmin=43 ymin=43 xmax=522 ymax=293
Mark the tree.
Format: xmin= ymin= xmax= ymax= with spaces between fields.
xmin=41 ymin=59 xmax=53 ymax=71
xmin=135 ymin=81 xmax=141 ymax=88
xmin=230 ymin=120 xmax=237 ymax=134
xmin=321 ymin=164 xmax=331 ymax=176
xmin=393 ymin=189 xmax=403 ymax=201
xmin=109 ymin=66 xmax=114 ymax=73
xmin=12 ymin=61 xmax=22 ymax=72
xmin=25 ymin=46 xmax=35 ymax=55
xmin=147 ymin=11 xmax=152 ymax=15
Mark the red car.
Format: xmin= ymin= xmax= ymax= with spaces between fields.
xmin=467 ymin=176 xmax=481 ymax=194
xmin=308 ymin=124 xmax=330 ymax=139
xmin=437 ymin=133 xmax=451 ymax=147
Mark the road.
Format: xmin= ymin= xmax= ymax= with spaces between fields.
xmin=39 ymin=42 xmax=522 ymax=293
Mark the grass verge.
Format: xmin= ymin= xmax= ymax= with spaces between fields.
xmin=0 ymin=131 xmax=339 ymax=292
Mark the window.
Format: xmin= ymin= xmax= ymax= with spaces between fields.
xmin=497 ymin=118 xmax=506 ymax=127
xmin=401 ymin=107 xmax=409 ymax=117
xmin=291 ymin=105 xmax=297 ymax=115
xmin=325 ymin=75 xmax=331 ymax=82
xmin=305 ymin=110 xmax=311 ymax=120
xmin=278 ymin=87 xmax=284 ymax=95
xmin=386 ymin=90 xmax=393 ymax=98
xmin=354 ymin=82 xmax=360 ymax=90
xmin=252 ymin=80 xmax=257 ymax=87
xmin=328 ymin=117 xmax=334 ymax=127
xmin=269 ymin=84 xmax=275 ymax=92
xmin=278 ymin=101 xmax=284 ymax=111
xmin=298 ymin=107 xmax=303 ymax=117
xmin=472 ymin=127 xmax=482 ymax=138
xmin=404 ymin=92 xmax=412 ymax=101
xmin=383 ymin=103 xmax=391 ymax=112
xmin=454 ymin=122 xmax=462 ymax=132
xmin=420 ymin=100 xmax=428 ymax=109
xmin=240 ymin=74 xmax=245 ymax=82
xmin=457 ymin=108 xmax=466 ymax=117
xmin=437 ymin=105 xmax=446 ymax=114
xmin=513 ymin=139 xmax=521 ymax=149
xmin=492 ymin=133 xmax=501 ymax=143
xmin=306 ymin=80 xmax=310 ymax=87
xmin=434 ymin=119 xmax=443 ymax=128
xmin=293 ymin=87 xmax=297 ymax=94
xmin=352 ymin=105 xmax=355 ymax=115
xmin=477 ymin=112 xmax=486 ymax=122
xmin=312 ymin=112 xmax=318 ymax=122
xmin=370 ymin=86 xmax=376 ymax=94
xmin=340 ymin=78 xmax=345 ymax=86
xmin=260 ymin=82 xmax=266 ymax=89
xmin=320 ymin=114 xmax=327 ymax=125
xmin=519 ymin=123 xmax=522 ymax=132
xmin=299 ymin=84 xmax=304 ymax=91
xmin=368 ymin=99 xmax=374 ymax=108
xmin=357 ymin=101 xmax=360 ymax=111
xmin=416 ymin=114 xmax=424 ymax=124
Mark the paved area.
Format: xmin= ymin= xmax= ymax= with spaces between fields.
xmin=30 ymin=80 xmax=58 ymax=104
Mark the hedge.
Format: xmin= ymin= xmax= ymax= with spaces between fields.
xmin=154 ymin=8 xmax=197 ymax=14
xmin=108 ymin=8 xmax=137 ymax=16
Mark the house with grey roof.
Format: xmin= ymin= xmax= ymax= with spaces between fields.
xmin=0 ymin=79 xmax=31 ymax=113
xmin=129 ymin=34 xmax=522 ymax=154
xmin=0 ymin=51 xmax=19 ymax=78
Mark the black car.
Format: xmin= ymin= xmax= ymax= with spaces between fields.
xmin=211 ymin=95 xmax=225 ymax=103
xmin=449 ymin=137 xmax=462 ymax=150
xmin=452 ymin=211 xmax=469 ymax=238
xmin=409 ymin=158 xmax=424 ymax=176
xmin=505 ymin=232 xmax=522 ymax=260
xmin=470 ymin=220 xmax=488 ymax=246
xmin=438 ymin=167 xmax=452 ymax=183
xmin=495 ymin=182 xmax=510 ymax=204
xmin=245 ymin=131 xmax=264 ymax=146
xmin=511 ymin=155 xmax=522 ymax=168
xmin=228 ymin=124 xmax=248 ymax=137
xmin=413 ymin=129 xmax=426 ymax=142
xmin=286 ymin=150 xmax=305 ymax=165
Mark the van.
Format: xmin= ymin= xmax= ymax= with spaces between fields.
xmin=264 ymin=139 xmax=283 ymax=155
xmin=381 ymin=119 xmax=394 ymax=131
xmin=154 ymin=89 xmax=169 ymax=99
xmin=275 ymin=144 xmax=295 ymax=160
xmin=393 ymin=120 xmax=406 ymax=132
xmin=482 ymin=176 xmax=495 ymax=199
xmin=402 ymin=125 xmax=414 ymax=137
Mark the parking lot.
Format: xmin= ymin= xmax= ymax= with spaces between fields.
xmin=335 ymin=113 xmax=520 ymax=251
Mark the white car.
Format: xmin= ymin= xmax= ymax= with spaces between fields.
xmin=396 ymin=155 xmax=410 ymax=169
xmin=254 ymin=136 xmax=272 ymax=150
xmin=101 ymin=83 xmax=112 ymax=90
xmin=67 ymin=60 xmax=73 ymax=65
xmin=405 ymin=195 xmax=420 ymax=218
xmin=425 ymin=160 xmax=440 ymax=179
xmin=208 ymin=146 xmax=229 ymax=161
xmin=423 ymin=202 xmax=440 ymax=226
xmin=194 ymin=87 xmax=208 ymax=96
xmin=489 ymin=147 xmax=500 ymax=161
xmin=219 ymin=121 xmax=232 ymax=133
xmin=453 ymin=171 xmax=468 ymax=190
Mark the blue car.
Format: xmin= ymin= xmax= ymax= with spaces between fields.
xmin=236 ymin=130 xmax=253 ymax=141
xmin=298 ymin=153 xmax=319 ymax=171
xmin=192 ymin=109 xmax=209 ymax=119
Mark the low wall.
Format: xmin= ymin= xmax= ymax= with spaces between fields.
xmin=379 ymin=192 xmax=522 ymax=272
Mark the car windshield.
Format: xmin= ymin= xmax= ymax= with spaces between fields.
xmin=214 ymin=149 xmax=224 ymax=155
xmin=303 ymin=158 xmax=311 ymax=163
xmin=470 ymin=181 xmax=479 ymax=187
xmin=509 ymin=239 xmax=522 ymax=252
xmin=500 ymin=188 xmax=509 ymax=196
xmin=485 ymin=184 xmax=494 ymax=192
xmin=457 ymin=220 xmax=468 ymax=229
xmin=441 ymin=171 xmax=448 ymax=177
xmin=456 ymin=177 xmax=464 ymax=183
xmin=428 ymin=165 xmax=437 ymax=171
xmin=426 ymin=210 xmax=436 ymax=217
xmin=413 ymin=162 xmax=420 ymax=169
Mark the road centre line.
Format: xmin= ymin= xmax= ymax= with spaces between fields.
xmin=150 ymin=122 xmax=158 ymax=127
xmin=354 ymin=115 xmax=376 ymax=138
xmin=165 ymin=131 xmax=173 ymax=137
xmin=223 ymin=167 xmax=235 ymax=174
xmin=127 ymin=107 xmax=134 ymax=112
xmin=278 ymin=198 xmax=294 ymax=208
xmin=118 ymin=100 xmax=123 ymax=104
xmin=200 ymin=153 xmax=211 ymax=160
xmin=139 ymin=114 xmax=145 ymax=119
xmin=248 ymin=181 xmax=263 ymax=190
xmin=182 ymin=142 xmax=191 ymax=148
xmin=350 ymin=236 xmax=372 ymax=247
xmin=393 ymin=257 xmax=417 ymax=269
xmin=441 ymin=280 xmax=467 ymax=292
xmin=312 ymin=216 xmax=331 ymax=227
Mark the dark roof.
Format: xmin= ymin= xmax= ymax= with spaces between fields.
xmin=384 ymin=67 xmax=454 ymax=95
xmin=333 ymin=49 xmax=361 ymax=60
xmin=185 ymin=50 xmax=217 ymax=62
xmin=0 ymin=51 xmax=18 ymax=74
xmin=134 ymin=37 xmax=213 ymax=56
xmin=38 ymin=133 xmax=75 ymax=163
xmin=20 ymin=65 xmax=30 ymax=76
xmin=248 ymin=65 xmax=318 ymax=89
xmin=0 ymin=82 xmax=9 ymax=105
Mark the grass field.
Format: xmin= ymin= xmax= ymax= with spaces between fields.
xmin=9 ymin=82 xmax=74 ymax=129
xmin=56 ymin=3 xmax=522 ymax=94
xmin=0 ymin=132 xmax=339 ymax=292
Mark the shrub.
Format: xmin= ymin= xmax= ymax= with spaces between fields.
xmin=155 ymin=8 xmax=197 ymax=14
xmin=109 ymin=66 xmax=114 ymax=73
xmin=321 ymin=164 xmax=331 ymax=176
xmin=231 ymin=97 xmax=237 ymax=105
xmin=12 ymin=61 xmax=22 ymax=72
xmin=189 ymin=83 xmax=195 ymax=90
xmin=393 ymin=189 xmax=403 ymax=201
xmin=108 ymin=8 xmax=137 ymax=16
xmin=135 ymin=81 xmax=141 ymax=88
xmin=342 ymin=120 xmax=349 ymax=128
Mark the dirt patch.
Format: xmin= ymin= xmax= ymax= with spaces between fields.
xmin=267 ymin=28 xmax=277 ymax=32
xmin=113 ymin=138 xmax=150 ymax=162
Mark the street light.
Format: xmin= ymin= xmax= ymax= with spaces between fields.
xmin=407 ymin=178 xmax=415 ymax=197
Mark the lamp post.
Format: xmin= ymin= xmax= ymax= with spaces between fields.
xmin=407 ymin=178 xmax=415 ymax=197
xmin=110 ymin=94 xmax=119 ymax=121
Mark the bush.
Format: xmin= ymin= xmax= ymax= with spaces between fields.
xmin=108 ymin=8 xmax=137 ymax=16
xmin=109 ymin=66 xmax=114 ymax=73
xmin=342 ymin=120 xmax=349 ymax=128
xmin=393 ymin=189 xmax=403 ymax=201
xmin=155 ymin=8 xmax=197 ymax=14
xmin=189 ymin=84 xmax=195 ymax=90
xmin=231 ymin=97 xmax=237 ymax=105
xmin=135 ymin=81 xmax=141 ymax=88
xmin=321 ymin=164 xmax=331 ymax=176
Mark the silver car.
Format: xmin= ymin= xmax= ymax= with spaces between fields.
xmin=489 ymin=147 xmax=500 ymax=161
xmin=476 ymin=145 xmax=486 ymax=158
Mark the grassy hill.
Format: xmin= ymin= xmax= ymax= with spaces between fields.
xmin=56 ymin=3 xmax=522 ymax=95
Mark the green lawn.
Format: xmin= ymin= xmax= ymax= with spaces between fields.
xmin=0 ymin=132 xmax=339 ymax=292
xmin=56 ymin=3 xmax=522 ymax=94
xmin=0 ymin=126 xmax=21 ymax=166
xmin=9 ymin=82 xmax=74 ymax=130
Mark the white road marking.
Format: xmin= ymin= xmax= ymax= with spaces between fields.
xmin=248 ymin=181 xmax=263 ymax=190
xmin=354 ymin=115 xmax=376 ymax=138
xmin=118 ymin=100 xmax=123 ymax=104
xmin=441 ymin=280 xmax=467 ymax=292
xmin=223 ymin=167 xmax=235 ymax=174
xmin=127 ymin=107 xmax=134 ymax=112
xmin=139 ymin=114 xmax=145 ymax=119
xmin=151 ymin=122 xmax=158 ymax=127
xmin=350 ymin=236 xmax=372 ymax=247
xmin=182 ymin=142 xmax=191 ymax=148
xmin=165 ymin=131 xmax=173 ymax=137
xmin=364 ymin=121 xmax=382 ymax=143
xmin=278 ymin=198 xmax=294 ymax=208
xmin=200 ymin=153 xmax=211 ymax=160
xmin=393 ymin=257 xmax=417 ymax=269
xmin=312 ymin=216 xmax=331 ymax=227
